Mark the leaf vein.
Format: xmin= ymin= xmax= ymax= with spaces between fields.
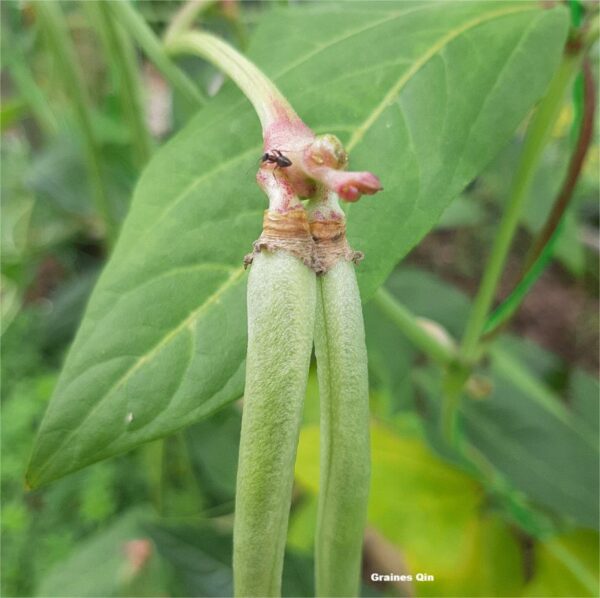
xmin=32 ymin=267 xmax=246 ymax=479
xmin=346 ymin=4 xmax=536 ymax=152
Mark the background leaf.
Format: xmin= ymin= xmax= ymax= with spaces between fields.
xmin=35 ymin=508 xmax=168 ymax=597
xmin=522 ymin=530 xmax=599 ymax=597
xmin=295 ymin=422 xmax=525 ymax=597
xmin=27 ymin=1 xmax=569 ymax=486
xmin=368 ymin=266 xmax=599 ymax=530
xmin=148 ymin=522 xmax=321 ymax=598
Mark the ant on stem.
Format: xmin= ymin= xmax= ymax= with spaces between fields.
xmin=261 ymin=149 xmax=292 ymax=169
xmin=259 ymin=149 xmax=294 ymax=185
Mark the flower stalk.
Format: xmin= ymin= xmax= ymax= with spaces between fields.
xmin=164 ymin=30 xmax=302 ymax=133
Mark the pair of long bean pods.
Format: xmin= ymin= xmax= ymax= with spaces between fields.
xmin=234 ymin=251 xmax=369 ymax=598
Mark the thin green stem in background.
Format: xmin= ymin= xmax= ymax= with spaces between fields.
xmin=142 ymin=439 xmax=165 ymax=515
xmin=95 ymin=1 xmax=153 ymax=170
xmin=447 ymin=432 xmax=592 ymax=587
xmin=484 ymin=57 xmax=595 ymax=340
xmin=372 ymin=288 xmax=456 ymax=366
xmin=36 ymin=1 xmax=116 ymax=244
xmin=545 ymin=539 xmax=599 ymax=595
xmin=2 ymin=26 xmax=58 ymax=136
xmin=459 ymin=52 xmax=582 ymax=365
xmin=108 ymin=0 xmax=206 ymax=108
xmin=523 ymin=59 xmax=596 ymax=273
xmin=440 ymin=362 xmax=470 ymax=449
xmin=482 ymin=223 xmax=562 ymax=338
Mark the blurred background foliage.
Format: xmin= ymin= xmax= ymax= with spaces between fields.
xmin=1 ymin=1 xmax=598 ymax=597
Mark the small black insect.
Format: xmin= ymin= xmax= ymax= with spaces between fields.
xmin=261 ymin=149 xmax=292 ymax=169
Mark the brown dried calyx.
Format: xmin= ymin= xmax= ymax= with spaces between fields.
xmin=244 ymin=192 xmax=363 ymax=274
xmin=244 ymin=209 xmax=314 ymax=269
xmin=309 ymin=217 xmax=363 ymax=275
xmin=309 ymin=220 xmax=363 ymax=275
xmin=245 ymin=210 xmax=361 ymax=274
xmin=307 ymin=189 xmax=362 ymax=274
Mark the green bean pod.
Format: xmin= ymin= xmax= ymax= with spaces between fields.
xmin=234 ymin=247 xmax=316 ymax=598
xmin=314 ymin=258 xmax=370 ymax=598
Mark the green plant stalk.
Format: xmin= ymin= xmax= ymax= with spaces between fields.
xmin=485 ymin=54 xmax=595 ymax=343
xmin=163 ymin=0 xmax=217 ymax=46
xmin=461 ymin=441 xmax=555 ymax=538
xmin=36 ymin=1 xmax=115 ymax=243
xmin=314 ymin=260 xmax=370 ymax=598
xmin=95 ymin=2 xmax=153 ymax=170
xmin=459 ymin=52 xmax=582 ymax=364
xmin=1 ymin=27 xmax=58 ymax=136
xmin=440 ymin=362 xmax=470 ymax=448
xmin=372 ymin=288 xmax=456 ymax=366
xmin=142 ymin=438 xmax=165 ymax=514
xmin=108 ymin=1 xmax=205 ymax=107
xmin=234 ymin=250 xmax=315 ymax=598
xmin=545 ymin=539 xmax=599 ymax=594
xmin=164 ymin=30 xmax=297 ymax=129
xmin=482 ymin=222 xmax=562 ymax=337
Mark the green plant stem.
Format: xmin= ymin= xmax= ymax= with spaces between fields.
xmin=459 ymin=52 xmax=582 ymax=365
xmin=525 ymin=59 xmax=595 ymax=272
xmin=108 ymin=1 xmax=205 ymax=108
xmin=482 ymin=223 xmax=562 ymax=338
xmin=36 ymin=1 xmax=115 ymax=244
xmin=372 ymin=288 xmax=456 ymax=366
xmin=95 ymin=2 xmax=153 ymax=170
xmin=163 ymin=0 xmax=217 ymax=46
xmin=2 ymin=27 xmax=57 ymax=136
xmin=584 ymin=18 xmax=600 ymax=48
xmin=142 ymin=439 xmax=165 ymax=514
xmin=234 ymin=251 xmax=315 ymax=597
xmin=545 ymin=539 xmax=599 ymax=594
xmin=484 ymin=57 xmax=596 ymax=340
xmin=164 ymin=30 xmax=297 ymax=129
xmin=461 ymin=441 xmax=554 ymax=537
xmin=314 ymin=260 xmax=370 ymax=598
xmin=440 ymin=362 xmax=470 ymax=448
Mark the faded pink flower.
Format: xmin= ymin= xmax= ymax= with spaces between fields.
xmin=260 ymin=112 xmax=382 ymax=207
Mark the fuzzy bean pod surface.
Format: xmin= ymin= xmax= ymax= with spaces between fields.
xmin=234 ymin=250 xmax=316 ymax=597
xmin=314 ymin=259 xmax=370 ymax=598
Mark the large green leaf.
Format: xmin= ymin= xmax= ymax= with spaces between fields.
xmin=27 ymin=1 xmax=568 ymax=486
